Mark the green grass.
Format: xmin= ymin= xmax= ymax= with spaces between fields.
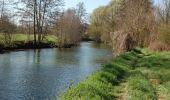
xmin=135 ymin=50 xmax=170 ymax=100
xmin=0 ymin=34 xmax=58 ymax=46
xmin=127 ymin=71 xmax=156 ymax=100
xmin=60 ymin=48 xmax=170 ymax=100
xmin=13 ymin=34 xmax=34 ymax=42
xmin=42 ymin=35 xmax=58 ymax=45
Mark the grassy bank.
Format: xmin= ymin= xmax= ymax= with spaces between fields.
xmin=61 ymin=48 xmax=170 ymax=100
xmin=0 ymin=34 xmax=58 ymax=51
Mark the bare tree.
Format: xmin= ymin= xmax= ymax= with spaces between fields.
xmin=115 ymin=0 xmax=154 ymax=45
xmin=16 ymin=0 xmax=63 ymax=44
xmin=56 ymin=9 xmax=82 ymax=47
xmin=0 ymin=0 xmax=16 ymax=45
xmin=156 ymin=0 xmax=170 ymax=24
xmin=149 ymin=0 xmax=170 ymax=51
xmin=76 ymin=2 xmax=87 ymax=24
xmin=76 ymin=2 xmax=87 ymax=40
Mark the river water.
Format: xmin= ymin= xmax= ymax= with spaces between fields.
xmin=0 ymin=42 xmax=112 ymax=100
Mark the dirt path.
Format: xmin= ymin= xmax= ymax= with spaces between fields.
xmin=157 ymin=92 xmax=167 ymax=100
xmin=117 ymin=81 xmax=128 ymax=100
xmin=156 ymin=85 xmax=168 ymax=100
xmin=149 ymin=79 xmax=168 ymax=100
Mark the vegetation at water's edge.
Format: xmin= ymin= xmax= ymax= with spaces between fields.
xmin=60 ymin=48 xmax=170 ymax=100
xmin=0 ymin=34 xmax=58 ymax=51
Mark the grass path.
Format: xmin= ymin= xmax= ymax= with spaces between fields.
xmin=116 ymin=49 xmax=170 ymax=100
xmin=127 ymin=49 xmax=170 ymax=100
xmin=116 ymin=50 xmax=146 ymax=100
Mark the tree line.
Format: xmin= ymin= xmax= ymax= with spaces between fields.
xmin=1 ymin=0 xmax=169 ymax=54
xmin=88 ymin=0 xmax=170 ymax=56
xmin=0 ymin=0 xmax=87 ymax=47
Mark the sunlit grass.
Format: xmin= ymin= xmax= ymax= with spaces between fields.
xmin=127 ymin=71 xmax=156 ymax=100
xmin=135 ymin=50 xmax=170 ymax=100
xmin=0 ymin=34 xmax=58 ymax=46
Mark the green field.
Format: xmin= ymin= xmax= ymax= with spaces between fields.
xmin=0 ymin=34 xmax=58 ymax=46
xmin=61 ymin=48 xmax=170 ymax=100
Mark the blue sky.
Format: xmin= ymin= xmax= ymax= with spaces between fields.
xmin=64 ymin=0 xmax=159 ymax=14
xmin=154 ymin=0 xmax=160 ymax=4
xmin=64 ymin=0 xmax=110 ymax=13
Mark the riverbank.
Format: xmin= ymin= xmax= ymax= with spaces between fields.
xmin=0 ymin=34 xmax=58 ymax=53
xmin=0 ymin=34 xmax=95 ymax=53
xmin=61 ymin=48 xmax=170 ymax=100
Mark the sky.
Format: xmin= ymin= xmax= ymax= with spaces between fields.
xmin=64 ymin=0 xmax=111 ymax=14
xmin=154 ymin=0 xmax=160 ymax=5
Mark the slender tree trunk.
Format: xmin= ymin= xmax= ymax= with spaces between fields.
xmin=33 ymin=0 xmax=37 ymax=45
xmin=35 ymin=0 xmax=40 ymax=44
xmin=40 ymin=0 xmax=47 ymax=41
xmin=38 ymin=0 xmax=42 ymax=43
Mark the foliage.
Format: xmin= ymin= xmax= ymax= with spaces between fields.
xmin=88 ymin=0 xmax=170 ymax=55
xmin=88 ymin=0 xmax=123 ymax=43
xmin=127 ymin=71 xmax=156 ymax=100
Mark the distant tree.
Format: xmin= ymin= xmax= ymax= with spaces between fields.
xmin=56 ymin=8 xmax=82 ymax=47
xmin=76 ymin=2 xmax=87 ymax=24
xmin=16 ymin=0 xmax=63 ymax=44
xmin=150 ymin=0 xmax=170 ymax=51
xmin=156 ymin=0 xmax=170 ymax=24
xmin=0 ymin=0 xmax=16 ymax=45
xmin=19 ymin=19 xmax=33 ymax=41
xmin=88 ymin=6 xmax=105 ymax=43
xmin=76 ymin=2 xmax=87 ymax=38
xmin=88 ymin=0 xmax=123 ymax=44
xmin=116 ymin=0 xmax=154 ymax=46
xmin=89 ymin=0 xmax=156 ymax=55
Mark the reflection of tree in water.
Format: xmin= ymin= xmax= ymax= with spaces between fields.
xmin=0 ymin=53 xmax=11 ymax=76
xmin=91 ymin=42 xmax=111 ymax=49
xmin=94 ymin=55 xmax=112 ymax=64
xmin=56 ymin=48 xmax=80 ymax=65
xmin=33 ymin=49 xmax=41 ymax=64
xmin=0 ymin=54 xmax=11 ymax=67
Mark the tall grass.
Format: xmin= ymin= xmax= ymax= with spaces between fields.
xmin=135 ymin=50 xmax=170 ymax=100
xmin=127 ymin=71 xmax=156 ymax=100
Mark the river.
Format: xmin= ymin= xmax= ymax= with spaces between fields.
xmin=0 ymin=42 xmax=112 ymax=100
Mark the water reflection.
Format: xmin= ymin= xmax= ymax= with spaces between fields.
xmin=0 ymin=42 xmax=112 ymax=100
